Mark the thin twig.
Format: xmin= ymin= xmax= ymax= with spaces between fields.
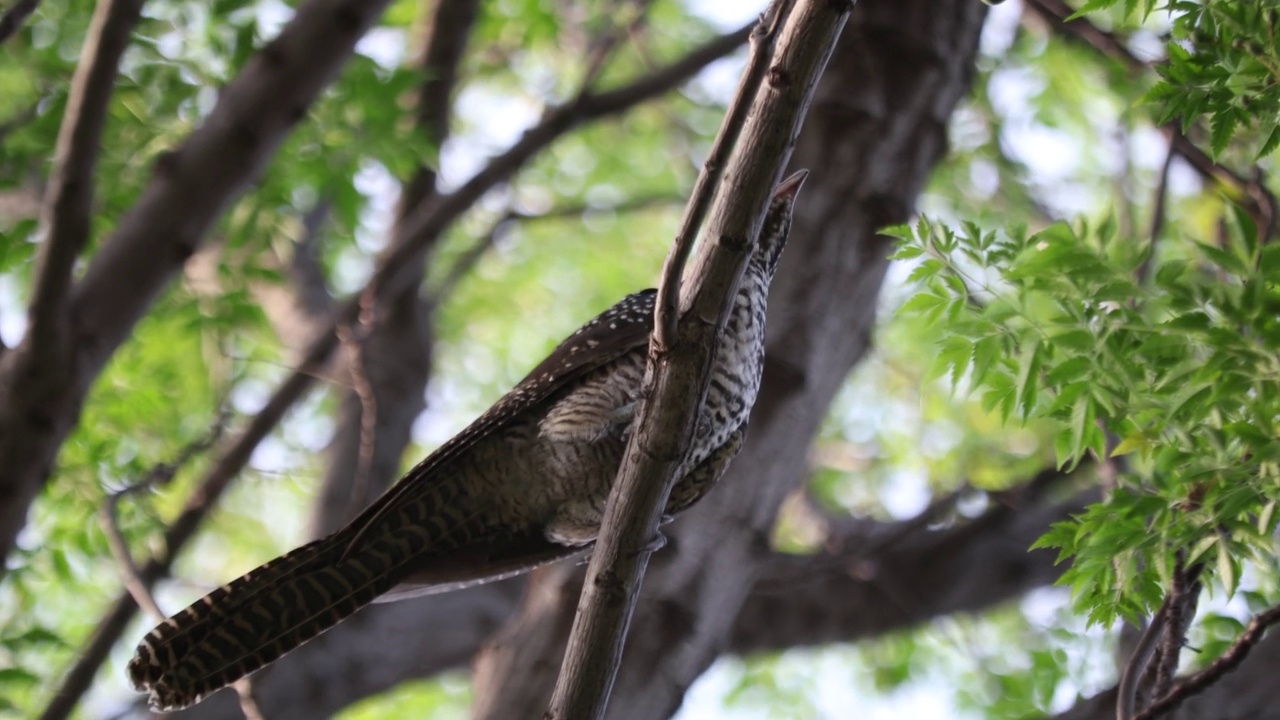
xmin=386 ymin=23 xmax=753 ymax=301
xmin=425 ymin=193 xmax=683 ymax=309
xmin=579 ymin=0 xmax=656 ymax=91
xmin=1132 ymin=601 xmax=1280 ymax=720
xmin=99 ymin=410 xmax=269 ymax=720
xmin=336 ymin=291 xmax=378 ymax=520
xmin=1137 ymin=142 xmax=1176 ymax=286
xmin=653 ymin=0 xmax=792 ymax=351
xmin=100 ymin=411 xmax=230 ymax=621
xmin=39 ymin=364 xmax=323 ymax=720
xmin=0 ymin=98 xmax=40 ymax=145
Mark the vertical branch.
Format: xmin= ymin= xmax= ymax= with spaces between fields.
xmin=1136 ymin=142 xmax=1176 ymax=286
xmin=653 ymin=0 xmax=793 ymax=351
xmin=310 ymin=0 xmax=482 ymax=535
xmin=1116 ymin=557 xmax=1204 ymax=720
xmin=396 ymin=0 xmax=480 ymax=215
xmin=27 ymin=0 xmax=143 ymax=358
xmin=544 ymin=2 xmax=852 ymax=718
xmin=1150 ymin=562 xmax=1202 ymax=696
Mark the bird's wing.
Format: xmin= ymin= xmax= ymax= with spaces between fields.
xmin=339 ymin=289 xmax=657 ymax=557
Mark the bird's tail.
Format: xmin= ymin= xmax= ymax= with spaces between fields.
xmin=127 ymin=531 xmax=404 ymax=710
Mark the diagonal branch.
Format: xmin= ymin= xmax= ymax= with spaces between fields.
xmin=395 ymin=0 xmax=480 ymax=216
xmin=68 ymin=0 xmax=395 ymax=383
xmin=37 ymin=362 xmax=322 ymax=720
xmin=0 ymin=0 xmax=399 ymax=583
xmin=383 ymin=22 xmax=753 ymax=293
xmin=1132 ymin=602 xmax=1280 ymax=720
xmin=545 ymin=1 xmax=850 ymax=717
xmin=654 ymin=0 xmax=791 ymax=350
xmin=44 ymin=23 xmax=755 ymax=719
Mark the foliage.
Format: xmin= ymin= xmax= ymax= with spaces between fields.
xmin=1072 ymin=0 xmax=1280 ymax=159
xmin=2 ymin=0 xmax=1279 ymax=717
xmin=888 ymin=1 xmax=1280 ymax=707
xmin=0 ymin=0 xmax=718 ymax=716
xmin=892 ymin=211 xmax=1280 ymax=624
xmin=873 ymin=0 xmax=1280 ymax=714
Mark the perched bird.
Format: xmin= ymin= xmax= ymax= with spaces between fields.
xmin=128 ymin=170 xmax=807 ymax=710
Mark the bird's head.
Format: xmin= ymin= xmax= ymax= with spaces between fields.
xmin=755 ymin=169 xmax=808 ymax=276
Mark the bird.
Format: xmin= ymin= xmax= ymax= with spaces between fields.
xmin=127 ymin=170 xmax=807 ymax=710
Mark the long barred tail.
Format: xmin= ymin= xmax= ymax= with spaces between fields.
xmin=126 ymin=532 xmax=404 ymax=710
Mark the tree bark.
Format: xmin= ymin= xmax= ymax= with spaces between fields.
xmin=0 ymin=0 xmax=395 ymax=571
xmin=175 ymin=0 xmax=995 ymax=717
xmin=1052 ymin=630 xmax=1280 ymax=720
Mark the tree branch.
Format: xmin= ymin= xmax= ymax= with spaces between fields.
xmin=308 ymin=0 xmax=482 ymax=535
xmin=0 ymin=0 xmax=398 ymax=580
xmin=27 ymin=0 xmax=142 ymax=362
xmin=424 ymin=193 xmax=683 ymax=309
xmin=473 ymin=3 xmax=990 ymax=717
xmin=654 ymin=0 xmax=792 ymax=351
xmin=39 ymin=360 xmax=326 ymax=720
xmin=395 ymin=0 xmax=480 ymax=216
xmin=0 ymin=0 xmax=40 ymax=43
xmin=182 ymin=468 xmax=1079 ymax=720
xmin=1132 ymin=601 xmax=1280 ymax=720
xmin=383 ymin=22 xmax=753 ymax=291
xmin=44 ymin=22 xmax=756 ymax=718
xmin=545 ymin=1 xmax=850 ymax=717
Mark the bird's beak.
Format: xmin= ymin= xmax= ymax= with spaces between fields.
xmin=772 ymin=169 xmax=809 ymax=201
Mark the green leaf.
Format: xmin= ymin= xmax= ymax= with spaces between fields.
xmin=898 ymin=291 xmax=947 ymax=320
xmin=1066 ymin=0 xmax=1119 ymax=20
xmin=1187 ymin=534 xmax=1219 ymax=566
xmin=1111 ymin=433 xmax=1148 ymax=457
xmin=1196 ymin=240 xmax=1249 ymax=277
xmin=1045 ymin=356 xmax=1093 ymax=386
xmin=1217 ymin=539 xmax=1238 ymax=596
xmin=890 ymin=243 xmax=925 ymax=261
xmin=0 ymin=668 xmax=38 ymax=687
xmin=1258 ymin=501 xmax=1277 ymax=535
xmin=1258 ymin=121 xmax=1280 ymax=158
xmin=1015 ymin=339 xmax=1044 ymax=421
xmin=1170 ymin=385 xmax=1212 ymax=423
xmin=1209 ymin=109 xmax=1240 ymax=158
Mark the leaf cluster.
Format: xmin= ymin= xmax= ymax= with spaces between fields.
xmin=892 ymin=209 xmax=1280 ymax=625
xmin=1071 ymin=0 xmax=1280 ymax=159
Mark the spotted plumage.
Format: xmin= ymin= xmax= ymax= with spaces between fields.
xmin=127 ymin=170 xmax=807 ymax=710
